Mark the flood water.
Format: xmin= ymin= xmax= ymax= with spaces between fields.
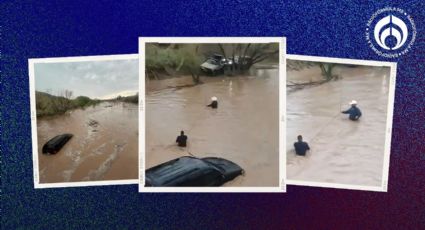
xmin=146 ymin=67 xmax=279 ymax=187
xmin=287 ymin=65 xmax=391 ymax=187
xmin=37 ymin=102 xmax=138 ymax=183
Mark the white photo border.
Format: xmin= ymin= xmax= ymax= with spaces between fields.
xmin=286 ymin=54 xmax=397 ymax=192
xmin=29 ymin=54 xmax=139 ymax=189
xmin=139 ymin=37 xmax=287 ymax=193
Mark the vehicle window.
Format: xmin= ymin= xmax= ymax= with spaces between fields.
xmin=207 ymin=59 xmax=217 ymax=64
xmin=213 ymin=55 xmax=222 ymax=60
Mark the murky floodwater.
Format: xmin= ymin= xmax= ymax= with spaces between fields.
xmin=146 ymin=67 xmax=279 ymax=187
xmin=37 ymin=102 xmax=138 ymax=183
xmin=287 ymin=65 xmax=391 ymax=187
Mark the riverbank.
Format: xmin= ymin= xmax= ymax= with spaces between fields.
xmin=146 ymin=63 xmax=279 ymax=92
xmin=35 ymin=91 xmax=138 ymax=118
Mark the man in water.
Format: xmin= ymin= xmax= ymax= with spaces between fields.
xmin=294 ymin=135 xmax=310 ymax=156
xmin=207 ymin=96 xmax=218 ymax=109
xmin=342 ymin=100 xmax=362 ymax=121
xmin=176 ymin=131 xmax=188 ymax=147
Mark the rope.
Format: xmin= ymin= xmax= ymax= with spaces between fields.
xmin=187 ymin=151 xmax=196 ymax=157
xmin=309 ymin=76 xmax=344 ymax=145
xmin=309 ymin=111 xmax=341 ymax=144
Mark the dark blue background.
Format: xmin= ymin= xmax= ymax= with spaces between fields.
xmin=2 ymin=1 xmax=424 ymax=229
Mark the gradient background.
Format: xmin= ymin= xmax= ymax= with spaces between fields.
xmin=2 ymin=1 xmax=424 ymax=229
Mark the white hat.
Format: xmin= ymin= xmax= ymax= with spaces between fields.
xmin=349 ymin=100 xmax=357 ymax=105
xmin=211 ymin=96 xmax=218 ymax=101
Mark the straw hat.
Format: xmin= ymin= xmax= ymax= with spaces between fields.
xmin=349 ymin=100 xmax=357 ymax=105
xmin=211 ymin=96 xmax=218 ymax=101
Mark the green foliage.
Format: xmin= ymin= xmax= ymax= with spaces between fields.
xmin=35 ymin=91 xmax=100 ymax=117
xmin=176 ymin=45 xmax=203 ymax=72
xmin=146 ymin=44 xmax=180 ymax=71
xmin=73 ymin=96 xmax=91 ymax=107
xmin=145 ymin=44 xmax=203 ymax=83
xmin=35 ymin=92 xmax=70 ymax=116
xmin=145 ymin=43 xmax=278 ymax=79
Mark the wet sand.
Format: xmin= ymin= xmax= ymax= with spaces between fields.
xmin=37 ymin=102 xmax=138 ymax=183
xmin=146 ymin=68 xmax=279 ymax=187
xmin=287 ymin=65 xmax=391 ymax=187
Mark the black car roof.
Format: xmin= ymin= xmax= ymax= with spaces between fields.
xmin=146 ymin=156 xmax=220 ymax=186
xmin=44 ymin=134 xmax=73 ymax=148
xmin=42 ymin=133 xmax=73 ymax=154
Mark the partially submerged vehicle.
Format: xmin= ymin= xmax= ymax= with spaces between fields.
xmin=145 ymin=156 xmax=244 ymax=187
xmin=42 ymin=134 xmax=73 ymax=154
xmin=200 ymin=54 xmax=227 ymax=75
xmin=200 ymin=54 xmax=255 ymax=75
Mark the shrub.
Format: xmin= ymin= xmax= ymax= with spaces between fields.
xmin=73 ymin=96 xmax=91 ymax=107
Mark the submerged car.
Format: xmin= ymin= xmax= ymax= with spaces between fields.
xmin=42 ymin=134 xmax=73 ymax=154
xmin=145 ymin=156 xmax=244 ymax=187
xmin=200 ymin=54 xmax=228 ymax=75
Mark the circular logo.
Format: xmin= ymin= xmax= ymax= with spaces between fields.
xmin=366 ymin=7 xmax=416 ymax=58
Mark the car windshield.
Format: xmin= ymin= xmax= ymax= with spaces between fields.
xmin=212 ymin=54 xmax=223 ymax=60
xmin=207 ymin=59 xmax=218 ymax=64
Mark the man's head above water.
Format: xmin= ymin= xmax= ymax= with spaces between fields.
xmin=297 ymin=135 xmax=303 ymax=141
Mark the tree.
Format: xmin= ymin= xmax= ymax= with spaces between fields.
xmin=217 ymin=43 xmax=279 ymax=75
xmin=145 ymin=44 xmax=203 ymax=84
xmin=319 ymin=63 xmax=337 ymax=81
xmin=63 ymin=89 xmax=73 ymax=109
xmin=64 ymin=90 xmax=73 ymax=100
xmin=177 ymin=45 xmax=203 ymax=84
xmin=74 ymin=96 xmax=91 ymax=107
xmin=145 ymin=44 xmax=181 ymax=80
xmin=53 ymin=90 xmax=70 ymax=113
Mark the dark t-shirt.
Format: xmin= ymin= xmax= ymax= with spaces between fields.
xmin=294 ymin=141 xmax=310 ymax=156
xmin=176 ymin=135 xmax=188 ymax=147
xmin=207 ymin=101 xmax=218 ymax=109
xmin=342 ymin=106 xmax=362 ymax=120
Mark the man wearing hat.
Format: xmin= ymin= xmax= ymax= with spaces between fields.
xmin=207 ymin=96 xmax=218 ymax=109
xmin=342 ymin=100 xmax=362 ymax=121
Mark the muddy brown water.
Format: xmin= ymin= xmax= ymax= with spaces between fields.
xmin=287 ymin=65 xmax=391 ymax=187
xmin=146 ymin=67 xmax=279 ymax=187
xmin=37 ymin=102 xmax=138 ymax=183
